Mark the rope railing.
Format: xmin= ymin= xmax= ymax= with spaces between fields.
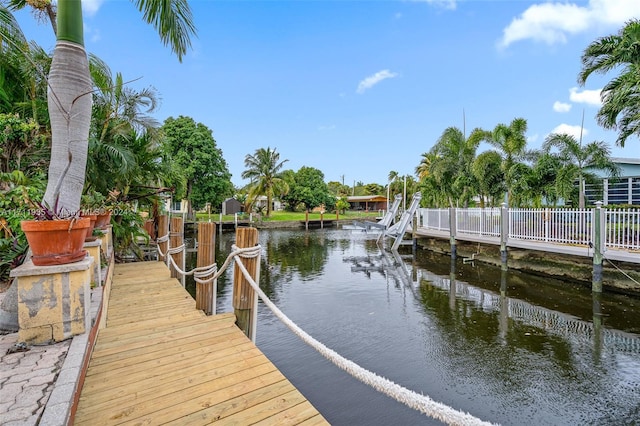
xmin=153 ymin=233 xmax=495 ymax=425
xmin=231 ymin=246 xmax=496 ymax=426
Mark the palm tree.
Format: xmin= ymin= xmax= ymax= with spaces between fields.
xmin=415 ymin=152 xmax=447 ymax=207
xmin=480 ymin=117 xmax=530 ymax=207
xmin=542 ymin=133 xmax=620 ymax=208
xmin=8 ymin=0 xmax=195 ymax=217
xmin=0 ymin=5 xmax=48 ymax=121
xmin=471 ymin=151 xmax=505 ymax=207
xmin=578 ymin=19 xmax=640 ymax=147
xmin=386 ymin=170 xmax=398 ymax=211
xmin=428 ymin=126 xmax=483 ymax=207
xmin=241 ymin=147 xmax=289 ymax=217
xmin=84 ymin=55 xmax=166 ymax=195
xmin=90 ymin=54 xmax=161 ymax=144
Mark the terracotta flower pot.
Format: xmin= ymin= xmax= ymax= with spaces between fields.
xmin=21 ymin=218 xmax=90 ymax=266
xmin=82 ymin=214 xmax=98 ymax=242
xmin=94 ymin=211 xmax=112 ymax=229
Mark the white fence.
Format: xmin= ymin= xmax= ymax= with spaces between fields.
xmin=509 ymin=209 xmax=593 ymax=246
xmin=456 ymin=208 xmax=501 ymax=238
xmin=420 ymin=208 xmax=449 ymax=232
xmin=417 ymin=207 xmax=640 ymax=251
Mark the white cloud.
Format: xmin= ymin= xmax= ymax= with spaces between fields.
xmin=499 ymin=0 xmax=640 ymax=48
xmin=569 ymin=87 xmax=602 ymax=106
xmin=527 ymin=133 xmax=539 ymax=143
xmin=83 ymin=0 xmax=104 ymax=17
xmin=356 ymin=70 xmax=398 ymax=94
xmin=410 ymin=0 xmax=457 ymax=10
xmin=553 ymin=101 xmax=572 ymax=113
xmin=550 ymin=123 xmax=589 ymax=139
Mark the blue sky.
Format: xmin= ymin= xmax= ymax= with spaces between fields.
xmin=12 ymin=0 xmax=640 ymax=188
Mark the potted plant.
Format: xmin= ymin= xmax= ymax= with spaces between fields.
xmin=21 ymin=198 xmax=90 ymax=267
xmin=82 ymin=190 xmax=109 ymax=232
xmin=81 ymin=190 xmax=112 ymax=230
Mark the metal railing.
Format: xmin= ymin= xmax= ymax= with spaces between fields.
xmin=456 ymin=208 xmax=501 ymax=237
xmin=418 ymin=206 xmax=640 ymax=251
xmin=509 ymin=208 xmax=592 ymax=246
xmin=418 ymin=208 xmax=450 ymax=232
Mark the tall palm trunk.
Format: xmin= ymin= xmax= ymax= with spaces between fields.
xmin=42 ymin=0 xmax=92 ymax=217
xmin=578 ymin=176 xmax=585 ymax=209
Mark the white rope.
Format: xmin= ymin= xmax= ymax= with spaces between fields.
xmin=162 ymin=244 xmax=261 ymax=286
xmin=193 ymin=265 xmax=218 ymax=284
xmin=156 ymin=234 xmax=170 ymax=258
xmin=232 ymin=250 xmax=496 ymax=426
xmin=154 ymin=238 xmax=496 ymax=424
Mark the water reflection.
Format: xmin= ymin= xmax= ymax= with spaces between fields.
xmin=186 ymin=228 xmax=640 ymax=425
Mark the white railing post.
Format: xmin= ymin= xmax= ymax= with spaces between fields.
xmin=544 ymin=208 xmax=550 ymax=242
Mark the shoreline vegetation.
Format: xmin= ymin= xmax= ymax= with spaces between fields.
xmin=194 ymin=210 xmax=381 ymax=223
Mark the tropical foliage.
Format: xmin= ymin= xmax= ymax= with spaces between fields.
xmin=281 ymin=166 xmax=333 ymax=212
xmin=415 ymin=118 xmax=620 ymax=209
xmin=479 ymin=117 xmax=531 ymax=207
xmin=543 ymin=133 xmax=619 ymax=208
xmin=578 ymin=19 xmax=640 ymax=147
xmin=0 ymin=8 xmax=633 ymax=283
xmin=241 ymin=147 xmax=289 ymax=217
xmin=5 ymin=0 xmax=196 ymax=219
xmin=161 ymin=116 xmax=233 ymax=213
xmin=419 ymin=127 xmax=484 ymax=207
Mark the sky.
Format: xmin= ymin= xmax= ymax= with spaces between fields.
xmin=11 ymin=0 xmax=640 ymax=188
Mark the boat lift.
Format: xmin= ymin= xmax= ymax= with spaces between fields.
xmin=379 ymin=192 xmax=422 ymax=251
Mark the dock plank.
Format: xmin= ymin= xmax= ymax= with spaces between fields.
xmin=74 ymin=261 xmax=328 ymax=425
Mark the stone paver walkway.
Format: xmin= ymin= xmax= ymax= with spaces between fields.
xmin=0 ymin=332 xmax=70 ymax=425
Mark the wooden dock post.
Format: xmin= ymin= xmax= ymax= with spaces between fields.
xmin=233 ymin=227 xmax=260 ymax=341
xmin=157 ymin=214 xmax=169 ymax=263
xmin=196 ymin=222 xmax=216 ymax=314
xmin=305 ymin=210 xmax=309 ymax=230
xmin=170 ymin=216 xmax=184 ymax=286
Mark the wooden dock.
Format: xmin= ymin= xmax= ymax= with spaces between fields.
xmin=74 ymin=261 xmax=328 ymax=425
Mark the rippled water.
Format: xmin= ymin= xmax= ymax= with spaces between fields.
xmin=186 ymin=228 xmax=640 ymax=425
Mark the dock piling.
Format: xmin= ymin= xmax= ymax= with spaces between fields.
xmin=170 ymin=216 xmax=184 ymax=287
xmin=158 ymin=215 xmax=169 ymax=263
xmin=196 ymin=222 xmax=216 ymax=314
xmin=233 ymin=227 xmax=260 ymax=341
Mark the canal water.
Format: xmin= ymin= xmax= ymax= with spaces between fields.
xmin=185 ymin=227 xmax=640 ymax=425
